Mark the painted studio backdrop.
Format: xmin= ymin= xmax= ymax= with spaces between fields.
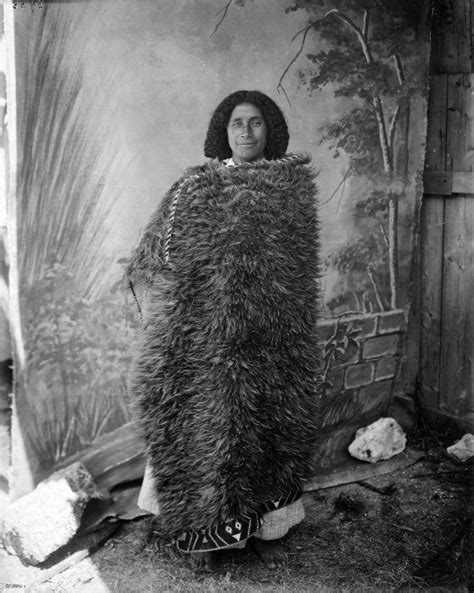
xmin=11 ymin=0 xmax=430 ymax=488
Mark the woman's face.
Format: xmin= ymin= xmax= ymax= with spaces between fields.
xmin=226 ymin=103 xmax=267 ymax=163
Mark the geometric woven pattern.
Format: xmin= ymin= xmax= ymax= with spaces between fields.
xmin=175 ymin=488 xmax=301 ymax=552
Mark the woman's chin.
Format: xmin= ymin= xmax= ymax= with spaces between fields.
xmin=233 ymin=152 xmax=265 ymax=163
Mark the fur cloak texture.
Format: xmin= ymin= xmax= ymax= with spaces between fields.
xmin=127 ymin=154 xmax=323 ymax=538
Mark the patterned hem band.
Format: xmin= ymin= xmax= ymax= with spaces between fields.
xmin=175 ymin=488 xmax=302 ymax=553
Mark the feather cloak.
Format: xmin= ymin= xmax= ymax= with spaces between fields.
xmin=127 ymin=154 xmax=323 ymax=539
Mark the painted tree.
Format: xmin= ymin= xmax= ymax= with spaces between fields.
xmin=278 ymin=0 xmax=428 ymax=310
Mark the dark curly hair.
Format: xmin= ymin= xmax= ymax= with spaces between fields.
xmin=204 ymin=90 xmax=289 ymax=161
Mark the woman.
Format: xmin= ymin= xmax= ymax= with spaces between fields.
xmin=127 ymin=90 xmax=323 ymax=571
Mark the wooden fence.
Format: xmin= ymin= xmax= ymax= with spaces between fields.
xmin=418 ymin=0 xmax=473 ymax=431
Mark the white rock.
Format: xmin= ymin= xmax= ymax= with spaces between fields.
xmin=348 ymin=417 xmax=407 ymax=464
xmin=2 ymin=462 xmax=100 ymax=565
xmin=447 ymin=433 xmax=474 ymax=462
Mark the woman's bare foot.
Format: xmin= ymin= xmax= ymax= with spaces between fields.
xmin=249 ymin=537 xmax=287 ymax=569
xmin=190 ymin=550 xmax=218 ymax=572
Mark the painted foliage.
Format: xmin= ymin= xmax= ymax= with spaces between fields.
xmin=12 ymin=0 xmax=430 ymax=479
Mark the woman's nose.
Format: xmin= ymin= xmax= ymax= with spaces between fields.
xmin=241 ymin=122 xmax=252 ymax=137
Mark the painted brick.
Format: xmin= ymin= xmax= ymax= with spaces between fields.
xmin=334 ymin=341 xmax=360 ymax=365
xmin=344 ymin=363 xmax=375 ymax=389
xmin=375 ymin=357 xmax=398 ymax=381
xmin=362 ymin=334 xmax=399 ymax=359
xmin=318 ymin=314 xmax=380 ymax=355
xmin=317 ymin=320 xmax=337 ymax=345
xmin=342 ymin=314 xmax=377 ymax=339
xmin=377 ymin=310 xmax=405 ymax=334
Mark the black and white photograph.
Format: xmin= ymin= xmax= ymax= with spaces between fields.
xmin=0 ymin=0 xmax=472 ymax=590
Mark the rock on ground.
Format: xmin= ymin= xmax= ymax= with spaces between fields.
xmin=348 ymin=417 xmax=407 ymax=464
xmin=2 ymin=462 xmax=100 ymax=565
xmin=447 ymin=433 xmax=474 ymax=462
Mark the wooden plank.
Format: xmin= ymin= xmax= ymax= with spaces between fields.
xmin=452 ymin=171 xmax=474 ymax=194
xmin=420 ymin=75 xmax=448 ymax=409
xmin=440 ymin=196 xmax=474 ymax=413
xmin=446 ymin=75 xmax=473 ymax=172
xmin=423 ymin=171 xmax=474 ymax=195
xmin=420 ymin=198 xmax=445 ymax=408
xmin=305 ymin=448 xmax=423 ymax=491
xmin=423 ymin=170 xmax=452 ymax=194
xmin=424 ymin=75 xmax=449 ymax=169
xmin=440 ymin=73 xmax=473 ymax=414
xmin=430 ymin=0 xmax=472 ymax=74
xmin=54 ymin=422 xmax=145 ymax=491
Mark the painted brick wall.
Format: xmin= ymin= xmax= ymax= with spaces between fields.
xmin=315 ymin=309 xmax=406 ymax=469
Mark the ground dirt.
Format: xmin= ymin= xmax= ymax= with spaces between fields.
xmin=2 ymin=431 xmax=473 ymax=592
